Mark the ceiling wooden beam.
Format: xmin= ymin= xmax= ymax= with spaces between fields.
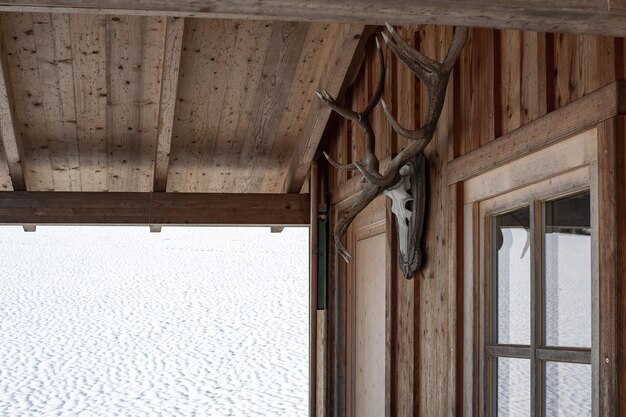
xmin=282 ymin=23 xmax=371 ymax=194
xmin=0 ymin=20 xmax=25 ymax=191
xmin=236 ymin=21 xmax=310 ymax=193
xmin=153 ymin=16 xmax=185 ymax=192
xmin=0 ymin=191 xmax=310 ymax=225
xmin=0 ymin=1 xmax=626 ymax=36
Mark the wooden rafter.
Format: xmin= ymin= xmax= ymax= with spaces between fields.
xmin=235 ymin=20 xmax=310 ymax=193
xmin=0 ymin=191 xmax=310 ymax=225
xmin=153 ymin=16 xmax=184 ymax=192
xmin=1 ymin=1 xmax=626 ymax=36
xmin=282 ymin=24 xmax=371 ymax=194
xmin=0 ymin=19 xmax=25 ymax=191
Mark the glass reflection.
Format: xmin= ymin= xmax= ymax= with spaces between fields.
xmin=496 ymin=357 xmax=531 ymax=417
xmin=494 ymin=208 xmax=531 ymax=345
xmin=544 ymin=362 xmax=591 ymax=417
xmin=543 ymin=192 xmax=591 ymax=348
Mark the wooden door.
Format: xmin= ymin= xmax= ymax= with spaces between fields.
xmin=345 ymin=196 xmax=391 ymax=417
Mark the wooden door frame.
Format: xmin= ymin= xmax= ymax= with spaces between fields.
xmin=330 ymin=193 xmax=394 ymax=417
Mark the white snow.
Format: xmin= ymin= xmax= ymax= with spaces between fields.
xmin=497 ymin=229 xmax=591 ymax=417
xmin=0 ymin=226 xmax=309 ymax=417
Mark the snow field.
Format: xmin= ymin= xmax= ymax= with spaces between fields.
xmin=0 ymin=226 xmax=309 ymax=417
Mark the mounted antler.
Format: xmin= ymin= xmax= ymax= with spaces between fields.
xmin=316 ymin=38 xmax=386 ymax=178
xmin=318 ymin=25 xmax=468 ymax=268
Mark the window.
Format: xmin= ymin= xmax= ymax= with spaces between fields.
xmin=487 ymin=191 xmax=592 ymax=417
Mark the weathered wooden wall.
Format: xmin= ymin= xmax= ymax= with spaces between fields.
xmin=322 ymin=26 xmax=625 ymax=417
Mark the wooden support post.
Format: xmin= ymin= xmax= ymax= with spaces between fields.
xmin=309 ymin=161 xmax=319 ymax=417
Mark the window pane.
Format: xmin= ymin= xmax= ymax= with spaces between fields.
xmin=543 ymin=192 xmax=591 ymax=348
xmin=544 ymin=362 xmax=591 ymax=417
xmin=494 ymin=208 xmax=531 ymax=345
xmin=495 ymin=357 xmax=531 ymax=417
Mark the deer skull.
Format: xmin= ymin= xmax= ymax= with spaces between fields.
xmin=383 ymin=154 xmax=426 ymax=277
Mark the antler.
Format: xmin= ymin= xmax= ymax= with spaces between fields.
xmin=319 ymin=26 xmax=468 ymax=262
xmin=316 ymin=38 xmax=386 ymax=178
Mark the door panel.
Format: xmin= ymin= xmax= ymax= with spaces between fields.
xmin=345 ymin=196 xmax=389 ymax=417
xmin=354 ymin=233 xmax=386 ymax=417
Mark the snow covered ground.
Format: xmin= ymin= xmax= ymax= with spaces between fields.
xmin=0 ymin=226 xmax=309 ymax=417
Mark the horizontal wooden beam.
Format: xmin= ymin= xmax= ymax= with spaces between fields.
xmin=0 ymin=192 xmax=310 ymax=225
xmin=1 ymin=1 xmax=626 ymax=36
xmin=448 ymin=81 xmax=625 ymax=185
xmin=149 ymin=192 xmax=310 ymax=225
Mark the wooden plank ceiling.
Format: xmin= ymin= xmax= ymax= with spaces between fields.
xmin=0 ymin=13 xmax=353 ymax=193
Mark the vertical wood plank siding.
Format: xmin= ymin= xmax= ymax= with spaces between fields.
xmin=323 ymin=26 xmax=626 ymax=417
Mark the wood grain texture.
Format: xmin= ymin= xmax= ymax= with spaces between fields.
xmin=595 ymin=118 xmax=620 ymax=417
xmin=344 ymin=196 xmax=388 ymax=417
xmin=390 ymin=25 xmax=419 ymax=417
xmin=456 ymin=28 xmax=494 ymax=155
xmin=0 ymin=14 xmax=358 ymax=194
xmin=463 ymin=128 xmax=598 ymax=202
xmin=0 ymin=135 xmax=11 ymax=190
xmin=554 ymin=33 xmax=582 ymax=109
xmin=0 ymin=14 xmax=28 ymax=191
xmin=4 ymin=0 xmax=626 ymax=37
xmin=521 ymin=31 xmax=547 ymax=126
xmin=393 ymin=25 xmax=419 ymax=155
xmin=448 ymin=81 xmax=624 ymax=184
xmin=205 ymin=20 xmax=274 ymax=193
xmin=0 ymin=191 xmax=151 ymax=223
xmin=309 ymin=162 xmax=318 ymax=417
xmin=322 ymin=23 xmax=626 ymax=417
xmin=70 ymin=14 xmax=108 ymax=191
xmin=496 ymin=30 xmax=547 ymax=136
xmin=150 ymin=192 xmax=309 ymax=225
xmin=0 ymin=191 xmax=310 ymax=225
xmin=233 ymin=21 xmax=309 ymax=193
xmin=418 ymin=25 xmax=457 ymax=417
xmin=282 ymin=23 xmax=368 ymax=194
xmin=316 ymin=310 xmax=327 ymax=417
xmin=617 ymin=116 xmax=626 ymax=417
xmin=105 ymin=15 xmax=165 ymax=192
xmin=162 ymin=19 xmax=352 ymax=193
xmin=496 ymin=30 xmax=522 ymax=136
xmin=260 ymin=23 xmax=337 ymax=193
xmin=153 ymin=17 xmax=184 ymax=192
xmin=34 ymin=14 xmax=81 ymax=191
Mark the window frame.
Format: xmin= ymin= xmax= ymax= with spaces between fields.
xmin=458 ymin=121 xmax=620 ymax=417
xmin=483 ymin=188 xmax=593 ymax=417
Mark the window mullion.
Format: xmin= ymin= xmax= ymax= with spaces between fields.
xmin=530 ymin=200 xmax=541 ymax=417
